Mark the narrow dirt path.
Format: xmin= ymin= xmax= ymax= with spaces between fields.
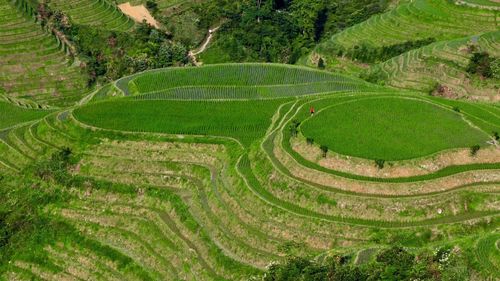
xmin=189 ymin=25 xmax=221 ymax=66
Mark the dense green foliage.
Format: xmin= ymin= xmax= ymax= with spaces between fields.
xmin=339 ymin=38 xmax=436 ymax=63
xmin=466 ymin=52 xmax=500 ymax=79
xmin=34 ymin=0 xmax=189 ymax=86
xmin=300 ymin=97 xmax=488 ymax=160
xmin=264 ymin=246 xmax=472 ymax=281
xmin=196 ymin=0 xmax=388 ymax=63
xmin=0 ymin=149 xmax=74 ymax=270
xmin=67 ymin=23 xmax=188 ymax=85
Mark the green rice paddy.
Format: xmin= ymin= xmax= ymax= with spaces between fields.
xmin=0 ymin=101 xmax=52 ymax=129
xmin=300 ymin=97 xmax=489 ymax=160
xmin=1 ymin=0 xmax=500 ymax=275
xmin=74 ymin=98 xmax=289 ymax=147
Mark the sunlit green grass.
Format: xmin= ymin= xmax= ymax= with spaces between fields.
xmin=74 ymin=98 xmax=290 ymax=147
xmin=0 ymin=102 xmax=52 ymax=129
xmin=300 ymin=97 xmax=489 ymax=160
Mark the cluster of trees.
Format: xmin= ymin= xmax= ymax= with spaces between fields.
xmin=263 ymin=246 xmax=471 ymax=281
xmin=70 ymin=23 xmax=188 ymax=85
xmin=335 ymin=38 xmax=436 ymax=64
xmin=194 ymin=0 xmax=388 ymax=63
xmin=0 ymin=148 xmax=75 ymax=269
xmin=466 ymin=51 xmax=500 ymax=79
xmin=34 ymin=0 xmax=189 ymax=86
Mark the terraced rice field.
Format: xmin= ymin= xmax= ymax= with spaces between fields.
xmin=0 ymin=1 xmax=90 ymax=106
xmin=305 ymin=0 xmax=499 ymax=101
xmin=300 ymin=97 xmax=489 ymax=160
xmin=119 ymin=63 xmax=378 ymax=98
xmin=317 ymin=0 xmax=498 ymax=51
xmin=48 ymin=0 xmax=135 ymax=31
xmin=74 ymin=99 xmax=289 ymax=147
xmin=0 ymin=101 xmax=52 ymax=129
xmin=369 ymin=31 xmax=500 ymax=101
xmin=1 ymin=64 xmax=499 ymax=280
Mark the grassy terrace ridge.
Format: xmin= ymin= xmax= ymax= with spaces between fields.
xmin=48 ymin=0 xmax=135 ymax=31
xmin=277 ymin=94 xmax=500 ymax=183
xmin=1 ymin=62 xmax=499 ymax=280
xmin=0 ymin=0 xmax=90 ymax=106
xmin=367 ymin=31 xmax=500 ymax=100
xmin=318 ymin=0 xmax=498 ymax=50
xmin=113 ymin=63 xmax=378 ymax=97
xmin=460 ymin=0 xmax=500 ymax=8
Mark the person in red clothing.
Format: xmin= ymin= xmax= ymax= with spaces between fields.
xmin=310 ymin=106 xmax=315 ymax=116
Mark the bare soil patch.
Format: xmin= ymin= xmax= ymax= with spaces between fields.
xmin=118 ymin=2 xmax=159 ymax=28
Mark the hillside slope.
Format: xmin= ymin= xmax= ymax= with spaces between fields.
xmin=315 ymin=0 xmax=498 ymax=52
xmin=302 ymin=0 xmax=499 ymax=99
xmin=48 ymin=0 xmax=135 ymax=31
xmin=0 ymin=1 xmax=89 ymax=106
xmin=366 ymin=31 xmax=500 ymax=101
xmin=1 ymin=64 xmax=499 ymax=280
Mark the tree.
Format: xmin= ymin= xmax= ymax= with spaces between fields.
xmin=493 ymin=131 xmax=499 ymax=141
xmin=320 ymin=145 xmax=328 ymax=158
xmin=375 ymin=159 xmax=385 ymax=169
xmin=146 ymin=0 xmax=158 ymax=15
xmin=470 ymin=145 xmax=480 ymax=156
xmin=376 ymin=246 xmax=415 ymax=281
xmin=466 ymin=52 xmax=493 ymax=78
xmin=317 ymin=57 xmax=325 ymax=69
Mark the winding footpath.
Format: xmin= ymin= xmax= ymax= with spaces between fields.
xmin=189 ymin=26 xmax=221 ymax=66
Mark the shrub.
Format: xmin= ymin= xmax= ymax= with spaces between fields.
xmin=429 ymin=82 xmax=446 ymax=96
xmin=306 ymin=137 xmax=314 ymax=145
xmin=318 ymin=57 xmax=325 ymax=69
xmin=146 ymin=0 xmax=159 ymax=15
xmin=493 ymin=131 xmax=499 ymax=141
xmin=491 ymin=58 xmax=500 ymax=79
xmin=361 ymin=67 xmax=386 ymax=84
xmin=289 ymin=119 xmax=301 ymax=137
xmin=346 ymin=38 xmax=435 ymax=63
xmin=453 ymin=106 xmax=460 ymax=112
xmin=32 ymin=147 xmax=75 ymax=185
xmin=466 ymin=52 xmax=494 ymax=78
xmin=375 ymin=159 xmax=385 ymax=169
xmin=320 ymin=145 xmax=328 ymax=157
xmin=470 ymin=145 xmax=480 ymax=156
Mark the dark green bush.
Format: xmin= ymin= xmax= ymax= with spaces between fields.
xmin=375 ymin=159 xmax=385 ymax=169
xmin=320 ymin=145 xmax=328 ymax=157
xmin=470 ymin=145 xmax=480 ymax=156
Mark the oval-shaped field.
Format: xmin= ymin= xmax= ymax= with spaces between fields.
xmin=300 ymin=97 xmax=490 ymax=160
